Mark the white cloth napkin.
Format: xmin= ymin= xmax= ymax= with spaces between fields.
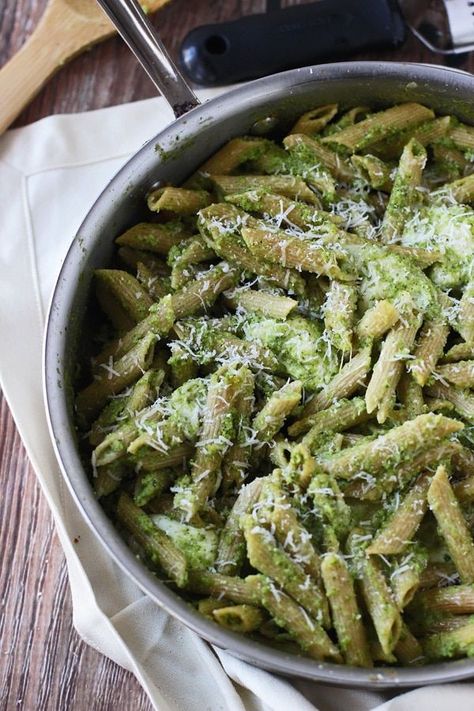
xmin=1 ymin=91 xmax=473 ymax=711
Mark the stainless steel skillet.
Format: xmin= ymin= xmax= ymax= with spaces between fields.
xmin=44 ymin=0 xmax=474 ymax=689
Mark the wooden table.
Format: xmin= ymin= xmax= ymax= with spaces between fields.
xmin=1 ymin=2 xmax=474 ymax=708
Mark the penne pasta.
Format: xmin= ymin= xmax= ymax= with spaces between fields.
xmin=75 ymin=101 xmax=474 ymax=667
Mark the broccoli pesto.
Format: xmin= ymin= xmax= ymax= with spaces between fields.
xmin=402 ymin=203 xmax=474 ymax=289
xmin=349 ymin=243 xmax=439 ymax=317
xmin=243 ymin=315 xmax=339 ymax=391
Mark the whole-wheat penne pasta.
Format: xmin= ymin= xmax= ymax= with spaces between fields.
xmin=357 ymin=552 xmax=402 ymax=656
xmin=380 ymin=139 xmax=427 ymax=243
xmin=147 ymin=187 xmax=211 ymax=215
xmin=195 ymin=136 xmax=270 ymax=176
xmin=357 ymin=300 xmax=399 ymax=342
xmin=443 ymin=342 xmax=474 ymax=363
xmin=289 ymin=104 xmax=338 ymax=136
xmin=449 ymin=122 xmax=474 ymax=151
xmin=436 ymin=360 xmax=474 ymax=388
xmin=300 ymin=347 xmax=372 ymax=417
xmin=367 ymin=472 xmax=432 ymax=555
xmin=321 ymin=103 xmax=434 ymax=152
xmin=117 ymin=493 xmax=188 ymax=587
xmin=174 ymin=366 xmax=247 ymax=520
xmin=241 ymin=226 xmax=350 ymax=281
xmin=168 ymin=237 xmax=216 ymax=290
xmin=212 ymin=604 xmax=265 ymax=633
xmin=75 ymin=101 xmax=474 ymax=668
xmin=423 ymin=620 xmax=474 ymax=660
xmin=397 ymin=372 xmax=425 ymax=418
xmin=225 ymin=190 xmax=341 ymax=234
xmin=216 ymin=478 xmax=264 ymax=576
xmin=390 ymin=546 xmax=427 ymax=609
xmin=373 ymin=116 xmax=451 ymax=160
xmin=258 ymin=577 xmax=341 ymax=662
xmin=322 ymin=281 xmax=357 ymax=354
xmin=198 ymin=204 xmax=306 ymax=294
xmin=428 ymin=465 xmax=474 ymax=584
xmin=116 ymin=221 xmax=192 ymax=254
xmin=76 ymin=333 xmax=157 ymax=422
xmin=414 ymin=584 xmax=474 ymax=615
xmin=410 ymin=317 xmax=449 ymax=387
xmin=95 ymin=269 xmax=154 ymax=329
xmin=224 ymin=287 xmax=298 ymax=320
xmin=351 ymin=153 xmax=394 ymax=192
xmin=289 ymin=395 xmax=370 ymax=439
xmin=243 ymin=517 xmax=330 ymax=627
xmin=365 ymin=311 xmax=421 ymax=423
xmin=211 ymin=174 xmax=320 ymax=205
xmin=436 ymin=173 xmax=474 ymax=204
xmin=283 ymin=133 xmax=356 ymax=183
xmin=394 ymin=623 xmax=424 ymax=665
xmin=426 ymin=381 xmax=474 ymax=421
xmin=321 ymin=552 xmax=372 ymax=667
xmin=319 ymin=413 xmax=462 ymax=480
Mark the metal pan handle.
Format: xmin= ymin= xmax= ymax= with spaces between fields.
xmin=96 ymin=0 xmax=200 ymax=116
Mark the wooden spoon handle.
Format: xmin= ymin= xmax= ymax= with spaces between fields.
xmin=0 ymin=5 xmax=110 ymax=135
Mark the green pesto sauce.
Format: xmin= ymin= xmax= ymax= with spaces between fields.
xmin=401 ymin=203 xmax=474 ymax=289
xmin=243 ymin=315 xmax=338 ymax=391
xmin=168 ymin=378 xmax=207 ymax=440
xmin=152 ymin=514 xmax=218 ymax=569
xmin=349 ymin=243 xmax=439 ymax=317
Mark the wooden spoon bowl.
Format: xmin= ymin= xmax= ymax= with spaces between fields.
xmin=0 ymin=0 xmax=170 ymax=134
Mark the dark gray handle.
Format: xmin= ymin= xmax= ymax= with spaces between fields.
xmin=96 ymin=0 xmax=199 ymax=116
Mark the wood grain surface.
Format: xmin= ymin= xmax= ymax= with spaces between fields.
xmin=1 ymin=1 xmax=474 ymax=709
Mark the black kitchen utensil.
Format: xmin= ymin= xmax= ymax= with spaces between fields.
xmin=179 ymin=0 xmax=474 ymax=86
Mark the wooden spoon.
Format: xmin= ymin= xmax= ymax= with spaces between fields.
xmin=0 ymin=0 xmax=170 ymax=135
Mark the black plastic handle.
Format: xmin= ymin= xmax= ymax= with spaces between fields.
xmin=179 ymin=0 xmax=406 ymax=86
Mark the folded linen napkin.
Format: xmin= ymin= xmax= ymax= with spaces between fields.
xmin=0 ymin=90 xmax=472 ymax=711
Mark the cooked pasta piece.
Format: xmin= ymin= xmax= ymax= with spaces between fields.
xmin=211 ymin=174 xmax=320 ymax=205
xmin=117 ymin=493 xmax=188 ymax=587
xmin=283 ymin=133 xmax=356 ymax=183
xmin=147 ymin=187 xmax=211 ymax=215
xmin=241 ymin=226 xmax=350 ymax=281
xmin=426 ymin=381 xmax=474 ymax=421
xmin=351 ymin=153 xmax=394 ymax=192
xmin=300 ymin=347 xmax=372 ymax=417
xmin=174 ymin=365 xmax=247 ymax=520
xmin=258 ymin=577 xmax=341 ymax=662
xmin=243 ymin=516 xmax=330 ymax=627
xmin=321 ymin=553 xmax=372 ymax=667
xmin=319 ymin=413 xmax=462 ymax=480
xmin=457 ymin=281 xmax=474 ymax=345
xmin=224 ymin=287 xmax=297 ymax=320
xmin=356 ymin=551 xmax=402 ymax=655
xmin=379 ymin=139 xmax=427 ymax=243
xmin=321 ymin=103 xmax=434 ymax=152
xmin=428 ymin=465 xmax=474 ymax=584
xmin=356 ymin=300 xmax=399 ymax=342
xmin=365 ymin=311 xmax=421 ymax=423
xmin=367 ymin=472 xmax=432 ymax=555
xmin=410 ymin=317 xmax=449 ymax=387
xmin=95 ymin=269 xmax=154 ymax=329
xmin=289 ymin=104 xmax=338 ymax=136
xmin=116 ymin=221 xmax=192 ymax=254
xmin=76 ymin=333 xmax=157 ymax=421
xmin=289 ymin=396 xmax=370 ymax=439
xmin=322 ymin=281 xmax=357 ymax=354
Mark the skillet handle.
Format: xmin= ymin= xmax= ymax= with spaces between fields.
xmin=96 ymin=0 xmax=199 ymax=117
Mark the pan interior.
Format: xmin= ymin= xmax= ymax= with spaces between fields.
xmin=44 ymin=62 xmax=474 ymax=688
